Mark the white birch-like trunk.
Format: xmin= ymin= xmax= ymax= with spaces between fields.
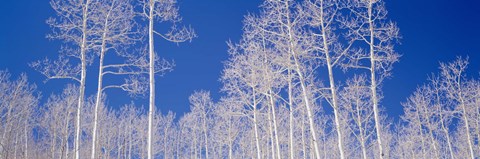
xmin=300 ymin=108 xmax=306 ymax=159
xmin=288 ymin=70 xmax=294 ymax=159
xmin=202 ymin=112 xmax=209 ymax=159
xmin=416 ymin=108 xmax=427 ymax=159
xmin=323 ymin=21 xmax=345 ymax=159
xmin=24 ymin=118 xmax=28 ymax=159
xmin=53 ymin=124 xmax=57 ymax=159
xmin=91 ymin=37 xmax=106 ymax=159
xmin=164 ymin=127 xmax=168 ymax=159
xmin=367 ymin=2 xmax=384 ymax=158
xmin=252 ymin=87 xmax=262 ymax=159
xmin=75 ymin=1 xmax=91 ymax=159
xmin=422 ymin=104 xmax=439 ymax=159
xmin=441 ymin=116 xmax=454 ymax=159
xmin=353 ymin=95 xmax=368 ymax=159
xmin=267 ymin=90 xmax=281 ymax=159
xmin=228 ymin=115 xmax=233 ymax=159
xmin=63 ymin=110 xmax=70 ymax=159
xmin=194 ymin=123 xmax=198 ymax=159
xmin=91 ymin=3 xmax=113 ymax=158
xmin=267 ymin=106 xmax=276 ymax=159
xmin=147 ymin=1 xmax=156 ymax=159
xmin=283 ymin=1 xmax=321 ymax=157
xmin=459 ymin=94 xmax=475 ymax=159
xmin=315 ymin=1 xmax=346 ymax=158
xmin=14 ymin=129 xmax=18 ymax=159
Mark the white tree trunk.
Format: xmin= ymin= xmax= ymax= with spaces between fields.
xmin=75 ymin=1 xmax=90 ymax=159
xmin=65 ymin=113 xmax=70 ymax=159
xmin=91 ymin=51 xmax=105 ymax=159
xmin=324 ymin=28 xmax=345 ymax=159
xmin=282 ymin=1 xmax=321 ymax=157
xmin=91 ymin=6 xmax=111 ymax=158
xmin=422 ymin=104 xmax=439 ymax=159
xmin=202 ymin=112 xmax=209 ymax=159
xmin=367 ymin=2 xmax=384 ymax=158
xmin=252 ymin=88 xmax=262 ymax=159
xmin=267 ymin=90 xmax=281 ymax=159
xmin=459 ymin=95 xmax=475 ymax=159
xmin=353 ymin=95 xmax=368 ymax=159
xmin=147 ymin=1 xmax=156 ymax=159
xmin=316 ymin=1 xmax=346 ymax=157
xmin=441 ymin=117 xmax=454 ymax=159
xmin=267 ymin=106 xmax=276 ymax=159
xmin=288 ymin=71 xmax=294 ymax=159
xmin=416 ymin=107 xmax=427 ymax=158
xmin=24 ymin=118 xmax=28 ymax=159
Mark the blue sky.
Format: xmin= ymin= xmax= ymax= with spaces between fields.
xmin=0 ymin=0 xmax=479 ymax=118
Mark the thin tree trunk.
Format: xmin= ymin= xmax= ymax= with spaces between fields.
xmin=435 ymin=87 xmax=454 ymax=159
xmin=164 ymin=127 xmax=168 ymax=159
xmin=301 ymin=109 xmax=306 ymax=159
xmin=75 ymin=1 xmax=90 ymax=159
xmin=24 ymin=118 xmax=28 ymax=159
xmin=53 ymin=124 xmax=57 ymax=159
xmin=91 ymin=2 xmax=114 ymax=157
xmin=459 ymin=96 xmax=475 ymax=159
xmin=228 ymin=116 xmax=233 ymax=159
xmin=128 ymin=120 xmax=132 ymax=159
xmin=441 ymin=118 xmax=454 ymax=159
xmin=367 ymin=1 xmax=384 ymax=158
xmin=268 ymin=106 xmax=276 ymax=159
xmin=194 ymin=123 xmax=198 ymax=159
xmin=252 ymin=87 xmax=262 ymax=159
xmin=147 ymin=1 xmax=156 ymax=159
xmin=267 ymin=90 xmax=281 ymax=159
xmin=283 ymin=1 xmax=321 ymax=157
xmin=355 ymin=98 xmax=368 ymax=159
xmin=202 ymin=112 xmax=209 ymax=159
xmin=422 ymin=104 xmax=439 ymax=159
xmin=63 ymin=110 xmax=70 ymax=159
xmin=14 ymin=130 xmax=18 ymax=159
xmin=317 ymin=0 xmax=345 ymax=157
xmin=288 ymin=70 xmax=295 ymax=159
xmin=91 ymin=38 xmax=105 ymax=159
xmin=416 ymin=109 xmax=426 ymax=159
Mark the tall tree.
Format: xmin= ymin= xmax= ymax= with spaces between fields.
xmin=343 ymin=0 xmax=400 ymax=157
xmin=222 ymin=45 xmax=267 ymax=159
xmin=30 ymin=0 xmax=97 ymax=158
xmin=440 ymin=57 xmax=475 ymax=159
xmin=258 ymin=1 xmax=323 ymax=157
xmin=88 ymin=0 xmax=145 ymax=158
xmin=138 ymin=0 xmax=195 ymax=158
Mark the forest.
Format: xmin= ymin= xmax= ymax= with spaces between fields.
xmin=0 ymin=0 xmax=479 ymax=159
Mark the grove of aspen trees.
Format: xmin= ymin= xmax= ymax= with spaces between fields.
xmin=0 ymin=0 xmax=479 ymax=159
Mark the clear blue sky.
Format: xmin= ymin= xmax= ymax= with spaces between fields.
xmin=0 ymin=0 xmax=479 ymax=118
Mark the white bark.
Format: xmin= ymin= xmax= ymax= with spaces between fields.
xmin=75 ymin=1 xmax=91 ymax=159
xmin=252 ymin=87 xmax=262 ymax=159
xmin=91 ymin=27 xmax=107 ymax=159
xmin=288 ymin=71 xmax=294 ymax=159
xmin=459 ymin=92 xmax=475 ymax=159
xmin=282 ymin=1 xmax=321 ymax=157
xmin=202 ymin=111 xmax=209 ymax=159
xmin=147 ymin=1 xmax=155 ymax=158
xmin=367 ymin=2 xmax=384 ymax=158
